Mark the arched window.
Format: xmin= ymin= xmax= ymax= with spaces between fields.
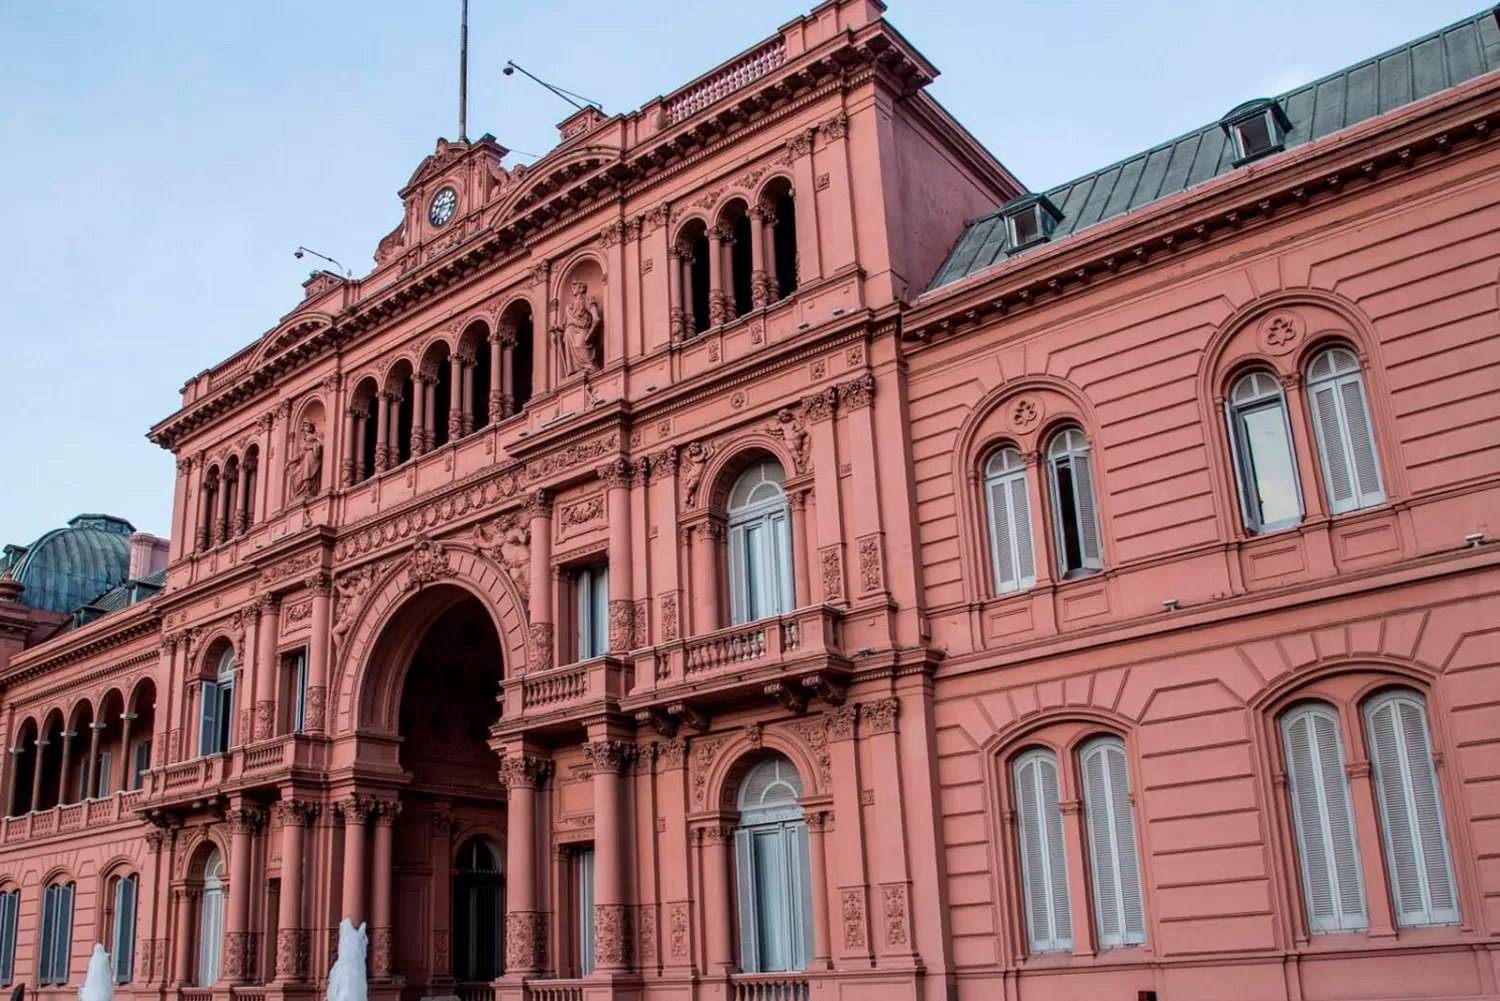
xmin=197 ymin=849 xmax=225 ymax=987
xmin=38 ymin=878 xmax=74 ymax=985
xmin=1280 ymin=703 xmax=1367 ymax=932
xmin=984 ymin=447 xmax=1035 ymax=594
xmin=199 ymin=646 xmax=235 ymax=756
xmin=106 ymin=872 xmax=139 ymax=983
xmin=1226 ymin=371 xmax=1303 ymax=533
xmin=0 ymin=888 xmax=19 ymax=985
xmin=1306 ymin=347 xmax=1384 ymax=514
xmin=1013 ymin=749 xmax=1072 ymax=953
xmin=735 ymin=755 xmax=813 ymax=973
xmin=453 ymin=837 xmax=504 ymax=981
xmin=727 ymin=459 xmax=795 ymax=624
xmin=1364 ymin=690 xmax=1459 ymax=927
xmin=1079 ymin=737 xmax=1146 ymax=947
xmin=1045 ymin=428 xmax=1103 ymax=577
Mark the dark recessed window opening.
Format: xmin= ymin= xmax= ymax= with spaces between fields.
xmin=1221 ymin=99 xmax=1291 ymax=165
xmin=1003 ymin=194 xmax=1063 ymax=255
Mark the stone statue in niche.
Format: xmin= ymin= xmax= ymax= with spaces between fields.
xmin=557 ymin=279 xmax=603 ymax=378
xmin=286 ymin=420 xmax=324 ymax=500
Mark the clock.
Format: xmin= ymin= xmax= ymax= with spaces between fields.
xmin=429 ymin=186 xmax=458 ymax=228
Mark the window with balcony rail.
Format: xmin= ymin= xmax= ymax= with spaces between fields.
xmin=573 ymin=565 xmax=609 ymax=661
xmin=197 ymin=849 xmax=225 ymax=987
xmin=735 ymin=754 xmax=813 ymax=974
xmin=728 ymin=459 xmax=794 ymax=625
xmin=199 ymin=646 xmax=236 ymax=756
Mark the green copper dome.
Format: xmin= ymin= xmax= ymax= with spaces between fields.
xmin=2 ymin=514 xmax=134 ymax=614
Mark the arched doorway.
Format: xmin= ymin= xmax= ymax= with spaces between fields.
xmin=735 ymin=753 xmax=814 ymax=974
xmin=361 ymin=587 xmax=508 ymax=989
xmin=197 ymin=848 xmax=225 ymax=986
xmin=453 ymin=837 xmax=504 ymax=981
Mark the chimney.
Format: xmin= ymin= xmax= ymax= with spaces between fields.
xmin=128 ymin=533 xmax=170 ymax=579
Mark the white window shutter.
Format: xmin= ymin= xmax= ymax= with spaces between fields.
xmin=1338 ymin=376 xmax=1384 ymax=505
xmin=735 ymin=827 xmax=759 ymax=972
xmin=56 ymin=884 xmax=73 ymax=984
xmin=770 ymin=511 xmax=794 ymax=615
xmin=1282 ymin=707 xmax=1367 ymax=931
xmin=38 ymin=886 xmax=55 ymax=984
xmin=728 ymin=523 xmax=748 ymax=625
xmin=1082 ymin=739 xmax=1146 ymax=947
xmin=793 ymin=822 xmax=815 ymax=969
xmin=1310 ymin=382 xmax=1356 ymax=512
xmin=0 ymin=891 xmax=16 ymax=985
xmin=1366 ymin=694 xmax=1459 ymax=926
xmin=1009 ymin=475 xmax=1036 ymax=587
xmin=199 ymin=681 xmax=219 ymax=756
xmin=1014 ymin=752 xmax=1073 ymax=953
xmin=987 ymin=478 xmax=1016 ymax=592
xmin=1072 ymin=452 xmax=1103 ymax=569
xmin=114 ymin=876 xmax=136 ymax=983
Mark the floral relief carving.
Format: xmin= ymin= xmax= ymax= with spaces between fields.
xmin=823 ymin=112 xmax=849 ymax=140
xmin=801 ymin=386 xmax=839 ymax=424
xmin=657 ymin=738 xmax=687 ymax=770
xmin=825 ymin=705 xmax=857 ymax=743
xmin=881 ymin=884 xmax=910 ymax=947
xmin=305 ymin=686 xmax=327 ymax=732
xmin=668 ymin=903 xmax=690 ymax=960
xmin=594 ymin=903 xmax=632 ymax=968
xmin=638 ymin=905 xmax=657 ymax=967
xmin=1008 ymin=394 xmax=1043 ymax=433
xmin=529 ymin=621 xmax=555 ymax=669
xmin=524 ymin=433 xmax=619 ymax=483
xmin=505 ymin=911 xmax=547 ymax=971
xmin=690 ymin=737 xmax=725 ymax=808
xmin=841 ymin=889 xmax=867 ymax=950
xmin=859 ymin=698 xmax=900 ymax=735
xmin=661 ymin=591 xmax=680 ymax=642
xmin=820 ymin=545 xmax=844 ymax=601
xmin=633 ymin=596 xmax=649 ymax=648
xmin=839 ymin=373 xmax=875 ymax=410
xmin=609 ymin=599 xmax=636 ymax=653
xmin=1258 ymin=310 xmax=1304 ymax=355
xmin=403 ymin=535 xmax=456 ymax=590
xmin=275 ymin=928 xmax=310 ymax=980
xmin=558 ymin=493 xmax=606 ymax=537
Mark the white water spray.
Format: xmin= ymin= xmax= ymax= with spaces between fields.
xmin=328 ymin=919 xmax=369 ymax=1001
xmin=78 ymin=944 xmax=113 ymax=1001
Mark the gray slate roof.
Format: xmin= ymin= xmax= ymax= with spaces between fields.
xmin=929 ymin=9 xmax=1500 ymax=291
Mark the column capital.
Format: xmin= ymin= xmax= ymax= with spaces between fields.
xmin=227 ymin=806 xmax=268 ymax=835
xmin=595 ymin=457 xmax=636 ymax=489
xmin=800 ymin=386 xmax=840 ymax=424
xmin=524 ymin=489 xmax=555 ymax=516
xmin=825 ymin=705 xmax=858 ymax=742
xmin=371 ymin=799 xmax=402 ymax=827
xmin=499 ymin=754 xmax=554 ymax=789
xmin=583 ymin=739 xmax=639 ymax=774
xmin=857 ymin=698 xmax=900 ymax=735
xmin=303 ymin=571 xmax=333 ymax=597
xmin=275 ymin=799 xmax=319 ymax=827
xmin=341 ymin=795 xmax=376 ymax=825
xmin=89 ymin=721 xmax=108 ymax=732
xmin=839 ymin=373 xmax=876 ymax=410
xmin=259 ymin=592 xmax=283 ymax=612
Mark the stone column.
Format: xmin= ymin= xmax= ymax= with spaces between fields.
xmin=788 ymin=489 xmax=812 ymax=609
xmin=763 ymin=211 xmax=780 ymax=302
xmin=173 ymin=888 xmax=195 ymax=985
xmin=698 ymin=824 xmax=735 ymax=974
xmin=489 ymin=331 xmax=507 ymax=420
xmin=501 ymin=755 xmax=552 ymax=975
xmin=255 ymin=595 xmax=280 ymax=741
xmin=584 ymin=737 xmax=637 ymax=973
xmin=429 ymin=808 xmax=455 ymax=979
xmin=691 ymin=523 xmax=721 ymax=635
xmin=370 ymin=799 xmax=399 ymax=979
xmin=197 ymin=469 xmax=214 ymax=551
xmin=57 ymin=730 xmax=76 ymax=805
xmin=116 ymin=713 xmax=136 ymax=793
xmin=806 ymin=809 xmax=833 ymax=969
xmin=600 ymin=459 xmax=635 ymax=653
xmin=306 ymin=574 xmax=332 ymax=733
xmin=275 ymin=800 xmax=317 ymax=982
xmin=84 ymin=720 xmax=105 ymax=799
xmin=216 ymin=470 xmax=233 ymax=544
xmin=29 ymin=737 xmax=47 ymax=811
xmin=412 ymin=375 xmax=430 ymax=455
xmin=340 ymin=796 xmax=372 ymax=925
xmin=142 ymin=828 xmax=167 ymax=984
xmin=5 ymin=746 xmax=23 ymax=816
xmin=668 ymin=248 xmax=686 ymax=342
xmin=374 ymin=392 xmax=393 ymax=472
xmin=450 ymin=354 xmax=467 ymax=438
xmin=859 ymin=699 xmax=917 ymax=960
xmin=342 ymin=407 xmax=359 ymax=487
xmin=527 ymin=491 xmax=555 ymax=670
xmin=224 ymin=806 xmax=264 ymax=983
xmin=749 ymin=206 xmax=769 ymax=309
xmin=680 ymin=254 xmax=696 ymax=338
xmin=236 ymin=463 xmax=253 ymax=535
xmin=707 ymin=226 xmax=726 ymax=328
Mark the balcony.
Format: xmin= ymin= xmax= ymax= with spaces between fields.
xmin=731 ymin=974 xmax=811 ymax=1001
xmin=497 ymin=655 xmax=632 ymax=735
xmin=627 ymin=604 xmax=849 ymax=717
xmin=138 ymin=734 xmax=329 ymax=811
xmin=0 ymin=788 xmax=144 ymax=844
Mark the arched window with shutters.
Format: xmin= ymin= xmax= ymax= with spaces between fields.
xmin=1013 ymin=749 xmax=1073 ymax=953
xmin=727 ymin=459 xmax=795 ymax=624
xmin=197 ymin=849 xmax=225 ymax=986
xmin=453 ymin=837 xmax=504 ymax=981
xmin=1226 ymin=371 xmax=1304 ymax=534
xmin=1280 ymin=704 xmax=1367 ymax=933
xmin=735 ymin=754 xmax=814 ymax=973
xmin=1306 ymin=347 xmax=1385 ymax=514
xmin=1079 ymin=737 xmax=1146 ymax=947
xmin=985 ymin=447 xmax=1036 ymax=594
xmin=1046 ymin=427 xmax=1103 ymax=578
xmin=199 ymin=645 xmax=235 ymax=757
xmin=1363 ymin=690 xmax=1459 ymax=927
xmin=38 ymin=878 xmax=74 ymax=985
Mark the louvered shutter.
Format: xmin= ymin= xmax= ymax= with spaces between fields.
xmin=53 ymin=883 xmax=73 ymax=985
xmin=133 ymin=741 xmax=151 ymax=790
xmin=1082 ymin=739 xmax=1146 ymax=947
xmin=1310 ymin=383 xmax=1356 ymax=512
xmin=735 ymin=827 xmax=760 ymax=972
xmin=1366 ymin=694 xmax=1459 ymax=926
xmin=114 ymin=876 xmax=137 ymax=983
xmin=97 ymin=751 xmax=111 ymax=798
xmin=793 ymin=822 xmax=815 ymax=969
xmin=38 ymin=886 xmax=55 ymax=984
xmin=1072 ymin=451 xmax=1103 ymax=570
xmin=577 ymin=849 xmax=596 ymax=975
xmin=728 ymin=523 xmax=748 ymax=625
xmin=1009 ymin=476 xmax=1036 ymax=587
xmin=1338 ymin=376 xmax=1384 ymax=505
xmin=1282 ymin=707 xmax=1366 ymax=932
xmin=198 ymin=681 xmax=220 ymax=755
xmin=1014 ymin=752 xmax=1072 ymax=953
xmin=0 ymin=891 xmax=15 ymax=984
xmin=987 ymin=477 xmax=1016 ymax=592
xmin=770 ymin=510 xmax=794 ymax=615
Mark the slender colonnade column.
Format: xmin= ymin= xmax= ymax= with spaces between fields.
xmin=501 ymin=753 xmax=552 ymax=976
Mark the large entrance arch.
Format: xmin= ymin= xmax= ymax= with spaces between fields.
xmin=351 ymin=581 xmax=511 ymax=989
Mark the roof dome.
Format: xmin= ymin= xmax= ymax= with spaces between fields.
xmin=4 ymin=514 xmax=134 ymax=613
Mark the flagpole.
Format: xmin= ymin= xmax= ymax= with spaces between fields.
xmin=459 ymin=0 xmax=469 ymax=142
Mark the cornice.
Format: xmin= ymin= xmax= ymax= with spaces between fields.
xmin=904 ymin=74 xmax=1500 ymax=344
xmin=1 ymin=612 xmax=163 ymax=689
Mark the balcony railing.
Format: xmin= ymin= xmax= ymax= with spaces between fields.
xmin=455 ymin=984 xmax=496 ymax=1001
xmin=637 ymin=604 xmax=843 ymax=697
xmin=525 ymin=981 xmax=585 ymax=1001
xmin=665 ymin=38 xmax=787 ymax=125
xmin=731 ymin=974 xmax=811 ymax=1001
xmin=139 ymin=734 xmax=326 ymax=806
xmin=0 ymin=788 xmax=148 ymax=844
xmin=500 ymin=655 xmax=631 ymax=725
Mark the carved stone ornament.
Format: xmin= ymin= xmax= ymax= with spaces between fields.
xmin=841 ymin=889 xmax=867 ymax=950
xmin=275 ymin=928 xmax=311 ymax=980
xmin=499 ymin=754 xmax=554 ymax=790
xmin=332 ymin=562 xmax=379 ymax=643
xmin=882 ymin=883 xmax=910 ymax=947
xmin=285 ymin=419 xmax=324 ymax=501
xmin=583 ymin=739 xmax=639 ymax=774
xmin=766 ymin=408 xmax=810 ymax=473
xmin=859 ymin=698 xmax=900 ymax=735
xmin=1258 ymin=309 xmax=1305 ymax=355
xmin=857 ymin=534 xmax=885 ymax=594
xmin=404 ymin=535 xmax=456 ymax=591
xmin=820 ymin=545 xmax=844 ymax=601
xmin=680 ymin=441 xmax=713 ymax=506
xmin=474 ymin=513 xmax=531 ymax=604
xmin=557 ymin=279 xmax=603 ymax=378
xmin=660 ymin=591 xmax=680 ymax=642
xmin=840 ymin=373 xmax=875 ymax=410
xmin=528 ymin=621 xmax=555 ymax=670
xmin=1008 ymin=394 xmax=1043 ymax=433
xmin=825 ymin=705 xmax=857 ymax=742
xmin=801 ymin=385 xmax=839 ymax=424
xmin=506 ymin=911 xmax=547 ymax=971
xmin=593 ymin=903 xmax=632 ymax=968
xmin=608 ymin=598 xmax=635 ymax=653
xmin=668 ymin=903 xmax=690 ymax=960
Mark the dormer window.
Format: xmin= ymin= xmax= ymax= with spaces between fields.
xmin=1220 ymin=99 xmax=1292 ymax=165
xmin=1003 ymin=194 xmax=1063 ymax=255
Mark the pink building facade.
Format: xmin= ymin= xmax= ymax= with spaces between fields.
xmin=2 ymin=4 xmax=1500 ymax=1000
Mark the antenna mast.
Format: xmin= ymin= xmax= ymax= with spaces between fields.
xmin=459 ymin=0 xmax=469 ymax=142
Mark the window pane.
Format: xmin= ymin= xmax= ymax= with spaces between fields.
xmin=754 ymin=829 xmax=791 ymax=972
xmin=1240 ymin=403 xmax=1300 ymax=527
xmin=578 ymin=849 xmax=596 ymax=975
xmin=1052 ymin=461 xmax=1084 ymax=573
xmin=745 ymin=523 xmax=764 ymax=622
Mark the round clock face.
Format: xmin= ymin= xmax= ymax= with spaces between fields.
xmin=429 ymin=187 xmax=458 ymax=227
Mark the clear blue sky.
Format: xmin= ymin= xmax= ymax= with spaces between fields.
xmin=0 ymin=0 xmax=1480 ymax=548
